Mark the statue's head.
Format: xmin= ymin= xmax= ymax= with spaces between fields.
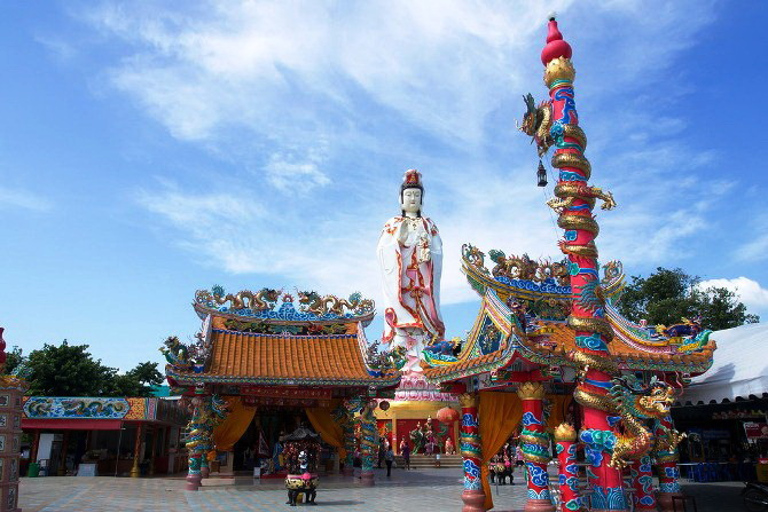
xmin=400 ymin=169 xmax=424 ymax=217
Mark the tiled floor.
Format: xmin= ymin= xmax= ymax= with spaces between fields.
xmin=20 ymin=467 xmax=528 ymax=512
xmin=19 ymin=467 xmax=746 ymax=512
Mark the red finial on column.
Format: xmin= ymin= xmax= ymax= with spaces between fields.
xmin=0 ymin=327 xmax=6 ymax=367
xmin=541 ymin=15 xmax=572 ymax=65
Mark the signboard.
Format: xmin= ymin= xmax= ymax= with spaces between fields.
xmin=240 ymin=387 xmax=333 ymax=400
xmin=241 ymin=395 xmax=330 ymax=408
xmin=78 ymin=463 xmax=97 ymax=477
xmin=744 ymin=422 xmax=768 ymax=439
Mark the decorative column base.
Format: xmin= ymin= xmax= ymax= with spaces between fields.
xmin=525 ymin=498 xmax=555 ymax=512
xmin=359 ymin=470 xmax=375 ymax=486
xmin=656 ymin=492 xmax=685 ymax=512
xmin=185 ymin=473 xmax=202 ymax=491
xmin=461 ymin=489 xmax=486 ymax=512
xmin=130 ymin=465 xmax=140 ymax=478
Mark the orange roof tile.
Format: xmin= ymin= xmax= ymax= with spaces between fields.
xmin=169 ymin=330 xmax=398 ymax=387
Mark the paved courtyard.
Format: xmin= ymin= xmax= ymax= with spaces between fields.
xmin=19 ymin=467 xmax=746 ymax=512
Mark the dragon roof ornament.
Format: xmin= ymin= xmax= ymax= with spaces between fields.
xmin=462 ymin=244 xmax=626 ymax=303
xmin=193 ymin=286 xmax=375 ymax=326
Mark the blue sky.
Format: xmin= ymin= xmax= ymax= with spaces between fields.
xmin=2 ymin=1 xmax=767 ymax=373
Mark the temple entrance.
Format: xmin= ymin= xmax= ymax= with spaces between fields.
xmin=232 ymin=407 xmax=310 ymax=473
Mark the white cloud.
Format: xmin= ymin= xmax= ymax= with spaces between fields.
xmin=698 ymin=277 xmax=768 ymax=312
xmin=0 ymin=187 xmax=52 ymax=212
xmin=65 ymin=1 xmax=724 ymax=312
xmin=265 ymin=154 xmax=330 ymax=193
xmin=737 ymin=235 xmax=768 ymax=263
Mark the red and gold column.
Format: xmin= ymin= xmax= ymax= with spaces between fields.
xmin=629 ymin=456 xmax=656 ymax=512
xmin=517 ymin=382 xmax=554 ymax=512
xmin=131 ymin=424 xmax=144 ymax=478
xmin=554 ymin=424 xmax=583 ymax=512
xmin=654 ymin=415 xmax=683 ymax=512
xmin=524 ymin=16 xmax=626 ymax=512
xmin=459 ymin=393 xmax=484 ymax=512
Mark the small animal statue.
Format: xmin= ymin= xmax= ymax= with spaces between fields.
xmin=488 ymin=459 xmax=514 ymax=485
xmin=285 ymin=450 xmax=317 ymax=506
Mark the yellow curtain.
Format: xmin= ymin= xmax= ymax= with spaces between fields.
xmin=306 ymin=406 xmax=347 ymax=459
xmin=546 ymin=394 xmax=573 ymax=431
xmin=479 ymin=391 xmax=523 ymax=511
xmin=212 ymin=397 xmax=257 ymax=452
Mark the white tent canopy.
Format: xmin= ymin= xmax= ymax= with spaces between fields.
xmin=679 ymin=323 xmax=768 ymax=405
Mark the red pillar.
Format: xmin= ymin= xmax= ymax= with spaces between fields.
xmin=629 ymin=456 xmax=656 ymax=512
xmin=532 ymin=17 xmax=627 ymax=512
xmin=554 ymin=424 xmax=583 ymax=512
xmin=459 ymin=393 xmax=485 ymax=512
xmin=655 ymin=416 xmax=683 ymax=512
xmin=30 ymin=430 xmax=41 ymax=463
xmin=517 ymin=382 xmax=554 ymax=512
xmin=58 ymin=432 xmax=70 ymax=476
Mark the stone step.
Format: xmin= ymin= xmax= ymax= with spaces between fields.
xmin=394 ymin=454 xmax=463 ymax=468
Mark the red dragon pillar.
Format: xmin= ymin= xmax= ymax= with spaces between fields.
xmin=654 ymin=415 xmax=684 ymax=512
xmin=554 ymin=423 xmax=584 ymax=512
xmin=459 ymin=393 xmax=485 ymax=512
xmin=522 ymin=16 xmax=626 ymax=512
xmin=629 ymin=455 xmax=657 ymax=512
xmin=517 ymin=382 xmax=554 ymax=512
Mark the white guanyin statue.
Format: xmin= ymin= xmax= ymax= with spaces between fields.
xmin=377 ymin=169 xmax=445 ymax=373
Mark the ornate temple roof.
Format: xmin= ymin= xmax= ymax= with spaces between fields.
xmin=193 ymin=287 xmax=376 ymax=327
xmin=164 ymin=287 xmax=399 ymax=390
xmin=168 ymin=327 xmax=399 ymax=387
xmin=424 ymin=249 xmax=717 ymax=385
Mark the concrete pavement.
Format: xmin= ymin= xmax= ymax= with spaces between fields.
xmin=19 ymin=467 xmax=747 ymax=512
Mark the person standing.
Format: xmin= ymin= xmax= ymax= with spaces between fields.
xmin=377 ymin=442 xmax=385 ymax=468
xmin=402 ymin=442 xmax=411 ymax=471
xmin=385 ymin=446 xmax=395 ymax=477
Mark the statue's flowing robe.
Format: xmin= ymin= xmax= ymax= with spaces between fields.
xmin=376 ymin=216 xmax=445 ymax=345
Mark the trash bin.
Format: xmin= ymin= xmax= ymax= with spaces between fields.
xmin=27 ymin=463 xmax=40 ymax=478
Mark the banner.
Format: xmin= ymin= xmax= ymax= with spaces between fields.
xmin=744 ymin=422 xmax=768 ymax=439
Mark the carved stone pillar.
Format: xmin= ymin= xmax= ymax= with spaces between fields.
xmin=517 ymin=382 xmax=554 ymax=512
xmin=459 ymin=393 xmax=485 ymax=512
xmin=0 ymin=376 xmax=26 ymax=511
xmin=554 ymin=423 xmax=583 ymax=512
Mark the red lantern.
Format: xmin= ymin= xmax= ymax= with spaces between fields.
xmin=436 ymin=406 xmax=459 ymax=424
xmin=379 ymin=400 xmax=390 ymax=411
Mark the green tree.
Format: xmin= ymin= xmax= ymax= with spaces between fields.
xmin=26 ymin=340 xmax=114 ymax=396
xmin=617 ymin=267 xmax=760 ymax=330
xmin=24 ymin=340 xmax=164 ymax=397
xmin=3 ymin=346 xmax=24 ymax=375
xmin=104 ymin=362 xmax=163 ymax=397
